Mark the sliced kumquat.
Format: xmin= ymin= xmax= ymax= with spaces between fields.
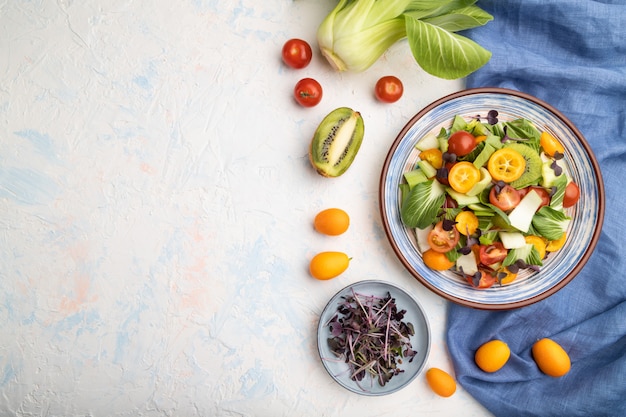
xmin=487 ymin=148 xmax=526 ymax=183
xmin=448 ymin=161 xmax=480 ymax=194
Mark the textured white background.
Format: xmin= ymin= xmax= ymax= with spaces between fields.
xmin=0 ymin=0 xmax=493 ymax=416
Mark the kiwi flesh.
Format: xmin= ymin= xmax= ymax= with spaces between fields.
xmin=505 ymin=142 xmax=543 ymax=188
xmin=309 ymin=107 xmax=364 ymax=177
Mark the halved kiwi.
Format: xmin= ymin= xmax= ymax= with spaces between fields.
xmin=309 ymin=107 xmax=364 ymax=177
xmin=505 ymin=142 xmax=543 ymax=188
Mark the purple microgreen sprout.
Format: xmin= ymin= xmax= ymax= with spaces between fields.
xmin=458 ymin=246 xmax=472 ymax=255
xmin=436 ymin=167 xmax=449 ymax=183
xmin=500 ymin=126 xmax=512 ymax=143
xmin=501 ymin=125 xmax=530 ymax=143
xmin=442 ymin=152 xmax=457 ymax=163
xmin=549 ymin=186 xmax=557 ymax=197
xmin=494 ymin=180 xmax=506 ymax=194
xmin=553 ymin=151 xmax=564 ymax=160
xmin=456 ymin=223 xmax=480 ymax=256
xmin=487 ymin=110 xmax=499 ymax=125
xmin=325 ymin=290 xmax=418 ymax=389
xmin=471 ymin=271 xmax=482 ymax=287
xmin=496 ymin=270 xmax=508 ymax=282
xmin=550 ymin=159 xmax=563 ymax=176
xmin=442 ymin=218 xmax=456 ymax=232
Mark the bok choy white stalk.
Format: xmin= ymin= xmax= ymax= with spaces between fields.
xmin=317 ymin=0 xmax=494 ymax=79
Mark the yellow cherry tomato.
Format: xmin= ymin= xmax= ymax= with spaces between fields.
xmin=475 ymin=340 xmax=511 ymax=373
xmin=487 ymin=148 xmax=526 ymax=183
xmin=419 ymin=148 xmax=443 ymax=169
xmin=496 ymin=266 xmax=518 ymax=285
xmin=525 ymin=235 xmax=547 ymax=259
xmin=532 ymin=338 xmax=571 ymax=377
xmin=426 ymin=368 xmax=457 ymax=397
xmin=448 ymin=161 xmax=480 ymax=194
xmin=540 ymin=131 xmax=565 ymax=156
xmin=546 ymin=232 xmax=567 ymax=252
xmin=455 ymin=210 xmax=479 ymax=236
xmin=309 ymin=252 xmax=350 ymax=280
xmin=314 ymin=208 xmax=350 ymax=236
xmin=422 ymin=249 xmax=455 ymax=271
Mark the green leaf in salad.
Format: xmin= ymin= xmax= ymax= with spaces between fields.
xmin=437 ymin=127 xmax=449 ymax=153
xmin=461 ymin=139 xmax=485 ymax=162
xmin=450 ymin=114 xmax=469 ymax=134
xmin=478 ymin=229 xmax=499 ymax=245
xmin=500 ymin=118 xmax=542 ymax=153
xmin=502 ymin=243 xmax=543 ymax=269
xmin=532 ymin=206 xmax=571 ymax=241
xmin=400 ymin=179 xmax=446 ymax=229
xmin=548 ymin=171 xmax=569 ymax=209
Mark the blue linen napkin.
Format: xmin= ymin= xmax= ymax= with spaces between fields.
xmin=446 ymin=1 xmax=626 ymax=416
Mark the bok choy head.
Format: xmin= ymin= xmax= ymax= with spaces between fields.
xmin=317 ymin=0 xmax=494 ymax=79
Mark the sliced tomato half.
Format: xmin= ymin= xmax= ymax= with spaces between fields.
xmin=466 ymin=269 xmax=497 ymax=289
xmin=427 ymin=220 xmax=460 ymax=253
xmin=489 ymin=184 xmax=521 ymax=211
xmin=478 ymin=242 xmax=508 ymax=265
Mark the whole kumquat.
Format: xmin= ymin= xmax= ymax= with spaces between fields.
xmin=475 ymin=339 xmax=511 ymax=372
xmin=532 ymin=338 xmax=571 ymax=377
xmin=309 ymin=252 xmax=350 ymax=280
xmin=314 ymin=208 xmax=350 ymax=236
xmin=426 ymin=368 xmax=457 ymax=397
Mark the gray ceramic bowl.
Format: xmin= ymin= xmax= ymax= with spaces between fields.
xmin=317 ymin=280 xmax=430 ymax=395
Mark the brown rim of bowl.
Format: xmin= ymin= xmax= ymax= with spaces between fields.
xmin=379 ymin=87 xmax=605 ymax=310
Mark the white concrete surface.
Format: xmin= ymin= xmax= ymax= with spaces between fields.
xmin=0 ymin=1 xmax=493 ymax=416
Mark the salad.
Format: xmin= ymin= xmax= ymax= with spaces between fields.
xmin=399 ymin=111 xmax=580 ymax=289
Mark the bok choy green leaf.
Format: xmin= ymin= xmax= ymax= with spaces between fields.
xmin=400 ymin=179 xmax=446 ymax=229
xmin=532 ymin=206 xmax=571 ymax=241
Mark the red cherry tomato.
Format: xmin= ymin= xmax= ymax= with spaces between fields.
xmin=374 ymin=76 xmax=403 ymax=103
xmin=294 ymin=78 xmax=322 ymax=107
xmin=563 ymin=181 xmax=580 ymax=208
xmin=466 ymin=269 xmax=497 ymax=289
xmin=478 ymin=242 xmax=508 ymax=266
xmin=447 ymin=131 xmax=477 ymax=156
xmin=489 ymin=185 xmax=521 ymax=211
xmin=427 ymin=220 xmax=460 ymax=253
xmin=518 ymin=186 xmax=551 ymax=207
xmin=282 ymin=39 xmax=313 ymax=69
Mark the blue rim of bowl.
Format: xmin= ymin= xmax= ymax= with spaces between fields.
xmin=316 ymin=280 xmax=431 ymax=395
xmin=379 ymin=87 xmax=605 ymax=310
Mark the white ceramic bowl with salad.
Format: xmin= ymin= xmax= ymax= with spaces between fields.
xmin=379 ymin=88 xmax=605 ymax=310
